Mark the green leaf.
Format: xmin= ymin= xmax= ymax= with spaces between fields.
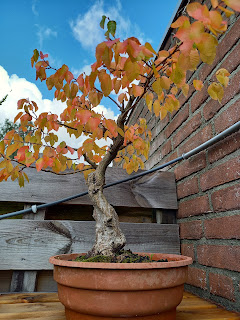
xmin=107 ymin=20 xmax=116 ymax=37
xmin=100 ymin=15 xmax=107 ymax=29
xmin=33 ymin=49 xmax=39 ymax=62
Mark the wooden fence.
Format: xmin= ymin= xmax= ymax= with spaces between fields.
xmin=0 ymin=167 xmax=179 ymax=293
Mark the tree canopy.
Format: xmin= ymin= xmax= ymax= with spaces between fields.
xmin=0 ymin=0 xmax=239 ymax=187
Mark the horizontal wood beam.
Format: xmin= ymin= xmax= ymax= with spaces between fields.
xmin=0 ymin=167 xmax=177 ymax=209
xmin=0 ymin=220 xmax=180 ymax=270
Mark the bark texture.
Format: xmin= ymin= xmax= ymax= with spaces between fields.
xmin=86 ymin=169 xmax=126 ymax=257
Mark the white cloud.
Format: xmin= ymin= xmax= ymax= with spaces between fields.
xmin=35 ymin=25 xmax=57 ymax=49
xmin=72 ymin=64 xmax=92 ymax=78
xmin=32 ymin=0 xmax=39 ymax=16
xmin=69 ymin=0 xmax=150 ymax=50
xmin=0 ymin=65 xmax=117 ymax=160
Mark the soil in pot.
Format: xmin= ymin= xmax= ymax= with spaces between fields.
xmin=74 ymin=249 xmax=169 ymax=263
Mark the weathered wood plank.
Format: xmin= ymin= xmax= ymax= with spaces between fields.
xmin=0 ymin=292 xmax=59 ymax=304
xmin=0 ymin=167 xmax=177 ymax=209
xmin=10 ymin=206 xmax=47 ymax=293
xmin=0 ymin=292 xmax=239 ymax=320
xmin=0 ymin=220 xmax=180 ymax=270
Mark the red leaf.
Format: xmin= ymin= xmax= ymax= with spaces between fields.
xmin=88 ymin=117 xmax=101 ymax=131
xmin=67 ymin=146 xmax=75 ymax=155
xmin=76 ymin=110 xmax=92 ymax=125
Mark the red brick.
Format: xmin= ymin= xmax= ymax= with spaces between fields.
xmin=208 ymin=131 xmax=240 ymax=163
xmin=177 ymin=177 xmax=199 ymax=199
xmin=191 ymin=86 xmax=208 ymax=113
xmin=209 ymin=273 xmax=235 ymax=301
xmin=187 ymin=267 xmax=207 ymax=290
xmin=179 ymin=125 xmax=213 ymax=155
xmin=200 ymin=157 xmax=240 ymax=191
xmin=199 ymin=17 xmax=240 ymax=82
xmin=197 ymin=245 xmax=240 ymax=272
xmin=161 ymin=140 xmax=172 ymax=158
xmin=178 ymin=195 xmax=210 ymax=218
xmin=181 ymin=243 xmax=195 ymax=260
xmin=211 ymin=185 xmax=240 ymax=213
xmin=220 ymin=41 xmax=240 ymax=74
xmin=180 ymin=220 xmax=203 ymax=239
xmin=203 ymin=99 xmax=223 ymax=121
xmin=151 ymin=115 xmax=170 ymax=140
xmin=178 ymin=85 xmax=195 ymax=107
xmin=172 ymin=113 xmax=202 ymax=148
xmin=214 ymin=99 xmax=240 ymax=134
xmin=149 ymin=133 xmax=165 ymax=155
xmin=204 ymin=214 xmax=240 ymax=239
xmin=165 ymin=105 xmax=189 ymax=138
xmin=175 ymin=152 xmax=206 ymax=181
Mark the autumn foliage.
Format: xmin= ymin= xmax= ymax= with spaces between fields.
xmin=0 ymin=0 xmax=239 ymax=187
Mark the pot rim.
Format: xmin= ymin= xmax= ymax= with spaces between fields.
xmin=49 ymin=253 xmax=192 ymax=269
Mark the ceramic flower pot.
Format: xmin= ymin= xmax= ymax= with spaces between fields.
xmin=49 ymin=253 xmax=192 ymax=320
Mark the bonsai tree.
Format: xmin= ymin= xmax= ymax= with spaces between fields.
xmin=0 ymin=1 xmax=239 ymax=259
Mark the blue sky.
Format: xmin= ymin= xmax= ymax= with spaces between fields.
xmin=0 ymin=0 xmax=179 ymax=145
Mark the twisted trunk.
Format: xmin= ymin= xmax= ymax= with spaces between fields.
xmin=86 ymin=168 xmax=126 ymax=257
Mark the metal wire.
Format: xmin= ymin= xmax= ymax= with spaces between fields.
xmin=0 ymin=120 xmax=239 ymax=220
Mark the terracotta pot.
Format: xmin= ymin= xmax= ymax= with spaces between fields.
xmin=49 ymin=253 xmax=192 ymax=320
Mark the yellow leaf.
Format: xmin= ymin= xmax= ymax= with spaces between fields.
xmin=67 ymin=159 xmax=72 ymax=169
xmin=145 ymin=93 xmax=153 ymax=112
xmin=218 ymin=5 xmax=234 ymax=17
xmin=160 ymin=76 xmax=170 ymax=90
xmin=0 ymin=141 xmax=4 ymax=154
xmin=216 ymin=68 xmax=230 ymax=87
xmin=160 ymin=106 xmax=168 ymax=120
xmin=6 ymin=144 xmax=19 ymax=158
xmin=182 ymin=83 xmax=189 ymax=97
xmin=189 ymin=49 xmax=200 ymax=70
xmin=144 ymin=42 xmax=157 ymax=55
xmin=152 ymin=78 xmax=162 ymax=95
xmin=193 ymin=80 xmax=203 ymax=91
xmin=208 ymin=82 xmax=224 ymax=102
xmin=153 ymin=99 xmax=161 ymax=117
xmin=117 ymin=126 xmax=125 ymax=137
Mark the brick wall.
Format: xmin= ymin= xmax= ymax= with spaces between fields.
xmin=127 ymin=2 xmax=240 ymax=312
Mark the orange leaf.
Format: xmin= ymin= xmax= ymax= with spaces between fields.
xmin=224 ymin=0 xmax=240 ymax=11
xmin=15 ymin=146 xmax=29 ymax=162
xmin=171 ymin=16 xmax=189 ymax=28
xmin=98 ymin=71 xmax=112 ymax=97
xmin=88 ymin=117 xmax=101 ymax=131
xmin=104 ymin=119 xmax=118 ymax=138
xmin=193 ymin=79 xmax=203 ymax=91
xmin=36 ymin=158 xmax=44 ymax=172
xmin=211 ymin=0 xmax=218 ymax=8
xmin=132 ymin=84 xmax=144 ymax=97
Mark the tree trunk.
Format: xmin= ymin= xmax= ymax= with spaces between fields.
xmin=86 ymin=168 xmax=126 ymax=257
